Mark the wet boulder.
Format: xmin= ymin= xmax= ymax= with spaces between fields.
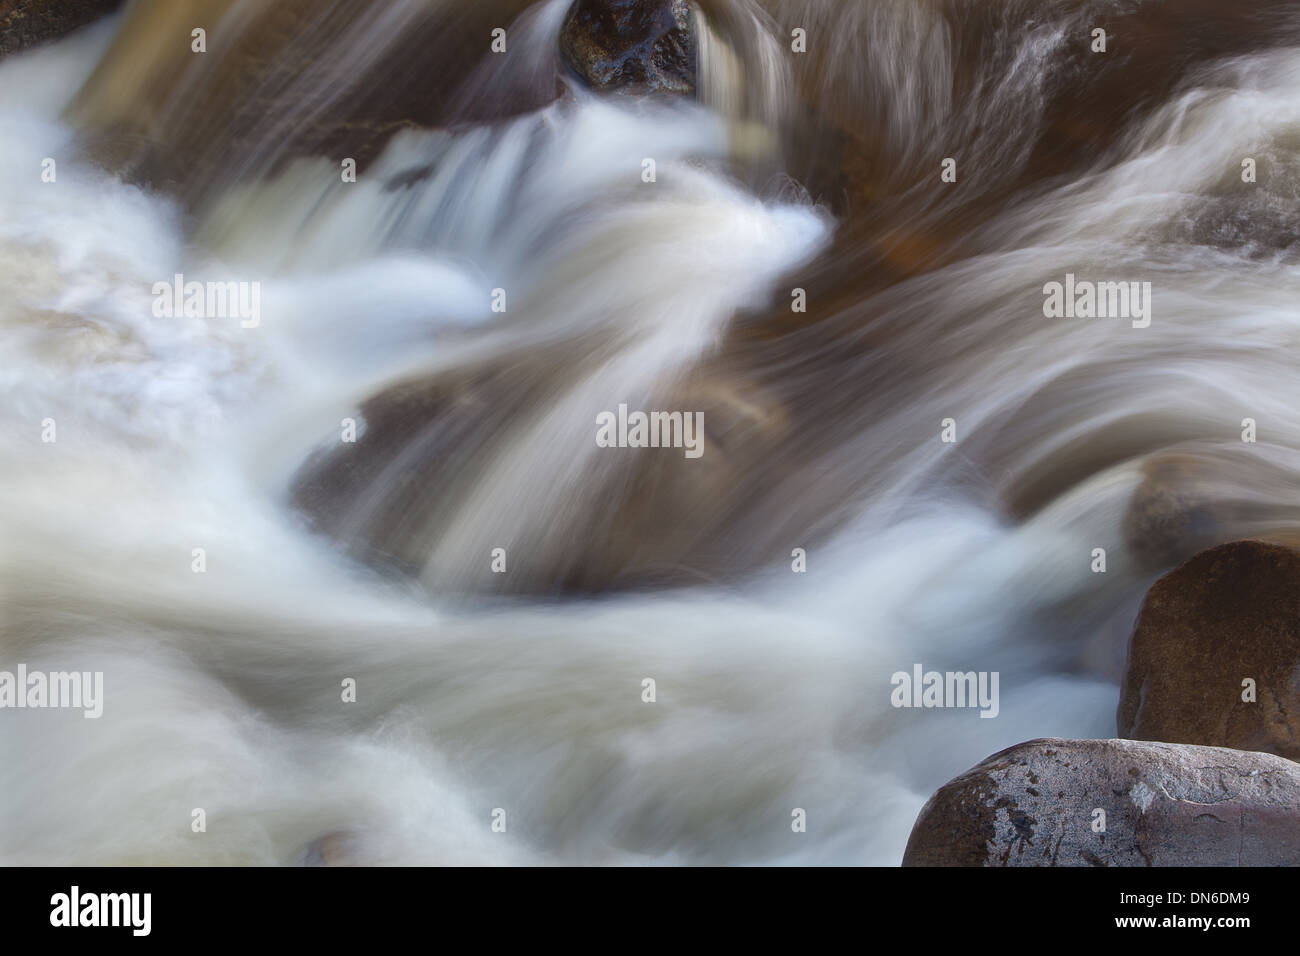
xmin=559 ymin=0 xmax=696 ymax=95
xmin=0 ymin=0 xmax=123 ymax=57
xmin=1118 ymin=540 xmax=1300 ymax=760
xmin=903 ymin=737 xmax=1300 ymax=866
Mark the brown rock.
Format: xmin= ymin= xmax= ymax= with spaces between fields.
xmin=66 ymin=0 xmax=556 ymax=206
xmin=903 ymin=737 xmax=1300 ymax=866
xmin=290 ymin=360 xmax=794 ymax=595
xmin=559 ymin=0 xmax=696 ymax=95
xmin=0 ymin=0 xmax=123 ymax=57
xmin=1118 ymin=540 xmax=1300 ymax=760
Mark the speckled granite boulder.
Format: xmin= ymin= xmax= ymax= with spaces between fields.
xmin=903 ymin=737 xmax=1300 ymax=866
xmin=559 ymin=0 xmax=696 ymax=95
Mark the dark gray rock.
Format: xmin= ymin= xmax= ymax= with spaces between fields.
xmin=903 ymin=737 xmax=1300 ymax=866
xmin=559 ymin=0 xmax=696 ymax=95
xmin=0 ymin=0 xmax=123 ymax=57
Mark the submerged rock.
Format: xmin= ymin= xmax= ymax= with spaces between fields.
xmin=1118 ymin=540 xmax=1300 ymax=760
xmin=0 ymin=0 xmax=123 ymax=57
xmin=903 ymin=737 xmax=1300 ymax=866
xmin=1120 ymin=453 xmax=1300 ymax=574
xmin=66 ymin=0 xmax=554 ymax=205
xmin=1121 ymin=456 xmax=1224 ymax=573
xmin=559 ymin=0 xmax=696 ymax=95
xmin=291 ymin=362 xmax=794 ymax=596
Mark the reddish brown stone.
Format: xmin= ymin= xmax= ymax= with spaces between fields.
xmin=1119 ymin=541 xmax=1300 ymax=760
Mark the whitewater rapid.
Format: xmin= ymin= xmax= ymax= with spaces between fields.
xmin=1 ymin=6 xmax=1298 ymax=865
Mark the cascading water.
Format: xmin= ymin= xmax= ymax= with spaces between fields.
xmin=1 ymin=0 xmax=1298 ymax=864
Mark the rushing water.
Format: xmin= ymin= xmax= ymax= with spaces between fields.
xmin=1 ymin=1 xmax=1299 ymax=864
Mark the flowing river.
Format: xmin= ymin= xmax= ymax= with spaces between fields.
xmin=1 ymin=0 xmax=1298 ymax=864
